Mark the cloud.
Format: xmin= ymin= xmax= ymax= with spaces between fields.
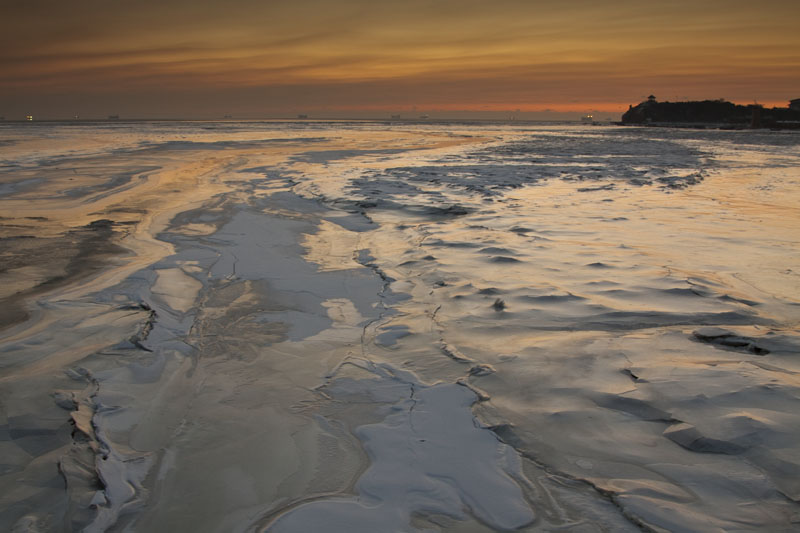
xmin=2 ymin=0 xmax=798 ymax=117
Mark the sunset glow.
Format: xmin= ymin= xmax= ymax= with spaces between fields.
xmin=2 ymin=0 xmax=798 ymax=118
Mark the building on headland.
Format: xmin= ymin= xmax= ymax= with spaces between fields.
xmin=790 ymin=98 xmax=800 ymax=111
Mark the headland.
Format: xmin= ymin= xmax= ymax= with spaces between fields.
xmin=621 ymin=95 xmax=800 ymax=129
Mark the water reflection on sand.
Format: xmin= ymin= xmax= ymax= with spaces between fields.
xmin=1 ymin=122 xmax=799 ymax=532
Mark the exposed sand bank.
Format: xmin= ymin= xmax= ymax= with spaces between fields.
xmin=1 ymin=122 xmax=799 ymax=532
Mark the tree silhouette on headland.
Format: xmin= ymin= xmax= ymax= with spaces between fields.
xmin=622 ymin=96 xmax=800 ymax=128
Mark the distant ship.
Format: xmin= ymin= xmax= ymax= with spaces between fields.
xmin=581 ymin=114 xmax=593 ymax=124
xmin=26 ymin=115 xmax=33 ymax=121
xmin=297 ymin=114 xmax=308 ymax=119
xmin=108 ymin=115 xmax=120 ymax=120
xmin=419 ymin=114 xmax=430 ymax=119
xmin=223 ymin=114 xmax=233 ymax=119
xmin=391 ymin=114 xmax=401 ymax=119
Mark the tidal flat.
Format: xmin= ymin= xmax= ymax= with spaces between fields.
xmin=1 ymin=121 xmax=799 ymax=532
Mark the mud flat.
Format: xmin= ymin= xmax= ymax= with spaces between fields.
xmin=1 ymin=122 xmax=799 ymax=531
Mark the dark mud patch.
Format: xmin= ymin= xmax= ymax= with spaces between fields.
xmin=0 ymin=219 xmax=129 ymax=331
xmin=692 ymin=327 xmax=770 ymax=355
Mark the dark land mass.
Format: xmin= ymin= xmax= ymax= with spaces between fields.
xmin=622 ymin=97 xmax=800 ymax=129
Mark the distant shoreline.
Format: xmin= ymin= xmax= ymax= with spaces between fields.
xmin=0 ymin=117 xmax=614 ymax=126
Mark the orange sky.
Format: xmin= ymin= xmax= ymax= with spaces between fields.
xmin=1 ymin=0 xmax=798 ymax=119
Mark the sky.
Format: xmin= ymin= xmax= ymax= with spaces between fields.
xmin=1 ymin=0 xmax=799 ymax=119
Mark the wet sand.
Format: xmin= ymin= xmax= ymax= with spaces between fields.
xmin=1 ymin=122 xmax=799 ymax=531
